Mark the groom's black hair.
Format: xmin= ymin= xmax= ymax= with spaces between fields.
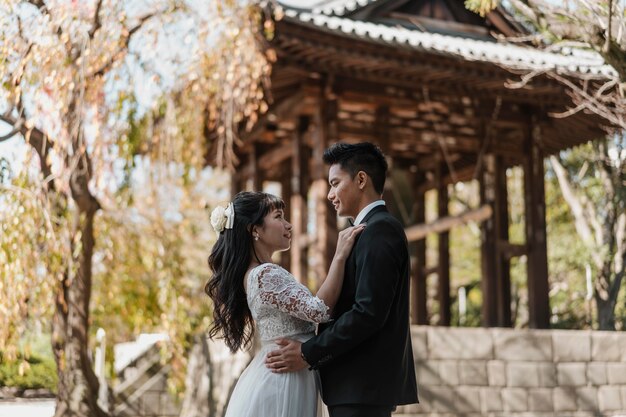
xmin=323 ymin=142 xmax=388 ymax=194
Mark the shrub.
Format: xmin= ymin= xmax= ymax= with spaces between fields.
xmin=0 ymin=353 xmax=57 ymax=392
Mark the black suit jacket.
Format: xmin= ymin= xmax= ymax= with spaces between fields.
xmin=301 ymin=206 xmax=418 ymax=407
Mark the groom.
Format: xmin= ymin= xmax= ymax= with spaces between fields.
xmin=265 ymin=142 xmax=418 ymax=417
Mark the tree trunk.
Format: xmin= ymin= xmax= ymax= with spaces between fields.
xmin=595 ymin=289 xmax=617 ymax=330
xmin=52 ymin=195 xmax=107 ymax=417
xmin=51 ymin=107 xmax=108 ymax=416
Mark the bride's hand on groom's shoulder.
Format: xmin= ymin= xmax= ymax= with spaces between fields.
xmin=265 ymin=338 xmax=308 ymax=373
xmin=335 ymin=224 xmax=366 ymax=261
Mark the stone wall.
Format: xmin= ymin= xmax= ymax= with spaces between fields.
xmin=395 ymin=326 xmax=626 ymax=417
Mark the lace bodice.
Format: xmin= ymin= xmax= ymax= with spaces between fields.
xmin=247 ymin=263 xmax=331 ymax=341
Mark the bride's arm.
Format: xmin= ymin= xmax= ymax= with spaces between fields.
xmin=315 ymin=224 xmax=365 ymax=313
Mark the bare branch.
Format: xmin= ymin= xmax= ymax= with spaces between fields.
xmin=504 ymin=68 xmax=548 ymax=89
xmin=0 ymin=127 xmax=22 ymax=142
xmin=89 ymin=12 xmax=157 ymax=79
xmin=547 ymin=72 xmax=626 ymax=129
xmin=25 ymin=0 xmax=46 ymax=9
xmin=550 ymin=155 xmax=604 ymax=266
xmin=88 ymin=0 xmax=104 ymax=39
xmin=605 ymin=0 xmax=613 ymax=53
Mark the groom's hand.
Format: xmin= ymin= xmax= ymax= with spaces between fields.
xmin=265 ymin=338 xmax=308 ymax=373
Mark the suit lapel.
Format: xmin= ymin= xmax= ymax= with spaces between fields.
xmin=345 ymin=204 xmax=387 ymax=275
xmin=360 ymin=204 xmax=387 ymax=224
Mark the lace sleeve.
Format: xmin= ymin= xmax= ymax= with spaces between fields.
xmin=255 ymin=264 xmax=331 ymax=324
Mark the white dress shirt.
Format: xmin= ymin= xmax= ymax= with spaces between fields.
xmin=353 ymin=200 xmax=386 ymax=226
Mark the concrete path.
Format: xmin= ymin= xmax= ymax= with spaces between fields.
xmin=0 ymin=400 xmax=55 ymax=417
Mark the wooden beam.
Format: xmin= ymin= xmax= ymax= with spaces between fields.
xmin=249 ymin=144 xmax=262 ymax=191
xmin=240 ymin=89 xmax=306 ymax=143
xmin=405 ymin=204 xmax=493 ymax=242
xmin=290 ymin=117 xmax=309 ymax=285
xmin=389 ymin=13 xmax=490 ymax=36
xmin=480 ymin=153 xmax=498 ymax=327
xmin=411 ymin=172 xmax=428 ymax=325
xmin=437 ymin=162 xmax=451 ymax=327
xmin=499 ymin=240 xmax=527 ymax=260
xmin=259 ymin=142 xmax=293 ymax=171
xmin=311 ymin=80 xmax=338 ymax=290
xmin=280 ymin=159 xmax=292 ymax=272
xmin=494 ymin=155 xmax=512 ymax=327
xmin=524 ymin=116 xmax=550 ymax=329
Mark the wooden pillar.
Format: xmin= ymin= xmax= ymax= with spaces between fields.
xmin=280 ymin=159 xmax=292 ymax=272
xmin=290 ymin=117 xmax=309 ymax=285
xmin=412 ymin=172 xmax=428 ymax=325
xmin=494 ymin=155 xmax=512 ymax=327
xmin=480 ymin=153 xmax=498 ymax=327
xmin=249 ymin=143 xmax=262 ymax=191
xmin=230 ymin=168 xmax=243 ymax=199
xmin=375 ymin=105 xmax=391 ymax=154
xmin=312 ymin=86 xmax=338 ymax=290
xmin=480 ymin=150 xmax=514 ymax=327
xmin=523 ymin=117 xmax=550 ymax=329
xmin=437 ymin=162 xmax=451 ymax=326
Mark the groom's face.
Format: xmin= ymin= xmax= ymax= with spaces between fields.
xmin=327 ymin=164 xmax=360 ymax=218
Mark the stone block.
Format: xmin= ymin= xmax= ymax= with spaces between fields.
xmin=411 ymin=326 xmax=428 ymax=361
xmin=438 ymin=360 xmax=459 ymax=386
xmin=557 ymin=363 xmax=587 ymax=386
xmin=489 ymin=414 xmax=556 ymax=417
xmin=621 ymin=387 xmax=626 ymax=413
xmin=528 ymin=388 xmax=553 ymax=412
xmin=494 ymin=328 xmax=552 ymax=361
xmin=586 ymin=362 xmax=607 ymax=385
xmin=480 ymin=387 xmax=503 ymax=412
xmin=538 ymin=362 xmax=557 ymax=387
xmin=142 ymin=391 xmax=162 ymax=415
xmin=394 ymin=403 xmax=421 ymax=414
xmin=507 ymin=362 xmax=540 ymax=387
xmin=454 ymin=386 xmax=481 ymax=412
xmin=591 ymin=331 xmax=622 ymax=361
xmin=576 ymin=387 xmax=599 ymax=412
xmin=552 ymin=330 xmax=591 ymax=362
xmin=424 ymin=386 xmax=458 ymax=413
xmin=428 ymin=327 xmax=493 ymax=360
xmin=487 ymin=360 xmax=506 ymax=386
xmin=553 ymin=387 xmax=578 ymax=412
xmin=458 ymin=361 xmax=487 ymax=386
xmin=161 ymin=393 xmax=181 ymax=416
xmin=607 ymin=362 xmax=626 ymax=384
xmin=416 ymin=361 xmax=442 ymax=385
xmin=501 ymin=387 xmax=528 ymax=412
xmin=598 ymin=386 xmax=622 ymax=411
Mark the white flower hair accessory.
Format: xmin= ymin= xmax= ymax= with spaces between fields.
xmin=210 ymin=203 xmax=235 ymax=234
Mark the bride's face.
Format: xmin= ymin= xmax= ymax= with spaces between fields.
xmin=257 ymin=208 xmax=293 ymax=252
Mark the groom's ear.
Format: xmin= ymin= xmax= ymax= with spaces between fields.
xmin=356 ymin=171 xmax=368 ymax=190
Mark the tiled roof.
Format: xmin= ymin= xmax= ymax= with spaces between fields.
xmin=312 ymin=0 xmax=379 ymax=16
xmin=279 ymin=6 xmax=616 ymax=78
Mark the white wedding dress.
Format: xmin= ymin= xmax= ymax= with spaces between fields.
xmin=224 ymin=263 xmax=330 ymax=417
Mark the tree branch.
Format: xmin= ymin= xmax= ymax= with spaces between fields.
xmin=550 ymin=155 xmax=603 ymax=266
xmin=0 ymin=123 xmax=23 ymax=142
xmin=88 ymin=0 xmax=104 ymax=39
xmin=89 ymin=12 xmax=157 ymax=79
xmin=547 ymin=72 xmax=626 ymax=129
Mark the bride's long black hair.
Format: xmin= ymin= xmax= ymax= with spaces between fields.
xmin=205 ymin=191 xmax=285 ymax=352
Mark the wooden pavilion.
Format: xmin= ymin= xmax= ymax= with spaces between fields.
xmin=224 ymin=0 xmax=613 ymax=328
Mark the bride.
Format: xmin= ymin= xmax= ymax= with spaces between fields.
xmin=205 ymin=191 xmax=364 ymax=417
